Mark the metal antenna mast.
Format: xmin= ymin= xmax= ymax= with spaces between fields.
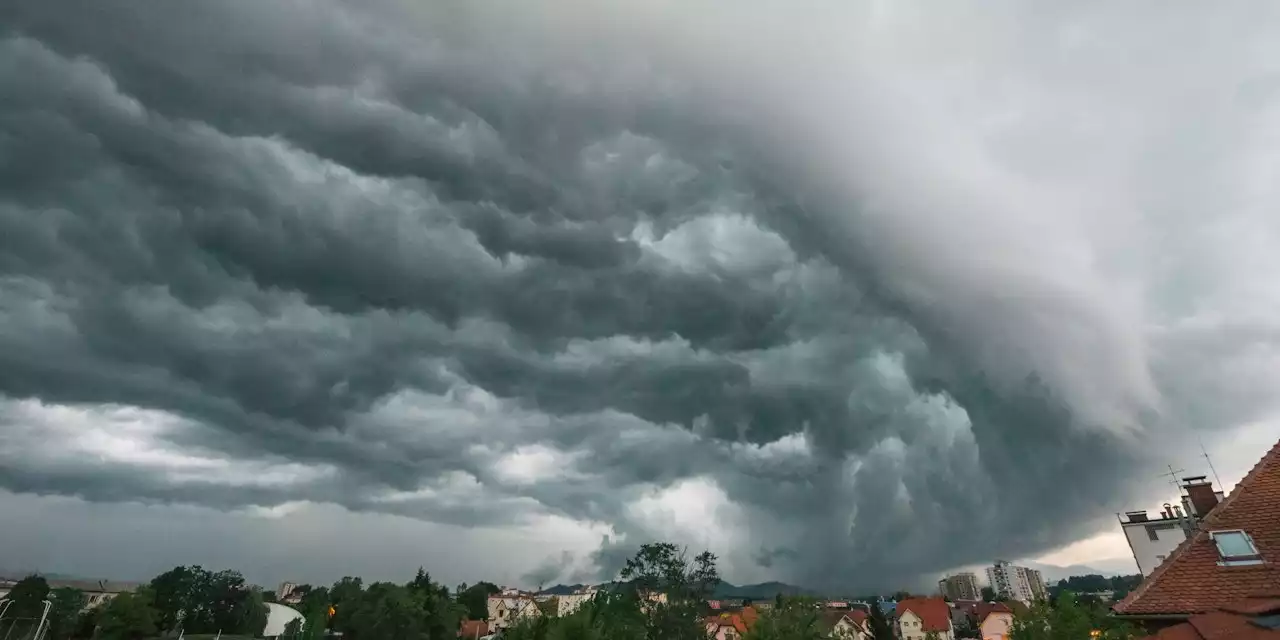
xmin=1158 ymin=464 xmax=1186 ymax=494
xmin=1198 ymin=437 xmax=1224 ymax=489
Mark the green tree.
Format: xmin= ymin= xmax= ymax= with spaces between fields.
xmin=1010 ymin=592 xmax=1137 ymax=640
xmin=3 ymin=575 xmax=51 ymax=640
xmin=346 ymin=582 xmax=426 ymax=640
xmin=981 ymin=587 xmax=997 ymax=601
xmin=97 ymin=590 xmax=159 ymax=640
xmin=865 ymin=603 xmax=891 ymax=640
xmin=45 ymin=588 xmax=88 ymax=640
xmin=283 ymin=618 xmax=304 ymax=640
xmin=743 ymin=597 xmax=824 ymax=640
xmin=405 ymin=568 xmax=464 ymax=640
xmin=328 ymin=577 xmax=365 ymax=635
xmin=618 ymin=542 xmax=720 ymax=640
xmin=457 ymin=583 xmax=500 ymax=621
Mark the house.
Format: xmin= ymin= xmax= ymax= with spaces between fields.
xmin=486 ymin=594 xmax=542 ymax=630
xmin=1118 ymin=476 xmax=1226 ymax=577
xmin=0 ymin=579 xmax=139 ymax=612
xmin=1114 ymin=439 xmax=1280 ymax=635
xmin=704 ymin=613 xmax=749 ymax=640
xmin=896 ymin=598 xmax=954 ymax=640
xmin=973 ymin=603 xmax=1014 ymax=640
xmin=557 ymin=586 xmax=597 ymax=617
xmin=1130 ymin=596 xmax=1280 ymax=640
xmin=459 ymin=620 xmax=489 ymax=639
xmin=821 ymin=609 xmax=873 ymax=640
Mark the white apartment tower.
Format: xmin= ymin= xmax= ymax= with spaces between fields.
xmin=985 ymin=561 xmax=1043 ymax=604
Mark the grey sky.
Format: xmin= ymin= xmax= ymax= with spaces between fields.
xmin=1 ymin=0 xmax=1278 ymax=592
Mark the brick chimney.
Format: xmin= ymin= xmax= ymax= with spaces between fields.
xmin=1182 ymin=476 xmax=1220 ymax=518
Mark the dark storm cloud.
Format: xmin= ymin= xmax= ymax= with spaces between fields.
xmin=1 ymin=0 xmax=1275 ymax=591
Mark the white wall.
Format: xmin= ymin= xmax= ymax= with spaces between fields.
xmin=1121 ymin=521 xmax=1189 ymax=575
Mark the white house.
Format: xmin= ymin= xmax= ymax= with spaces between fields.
xmin=556 ymin=587 xmax=598 ymax=617
xmin=896 ymin=598 xmax=954 ymax=640
xmin=487 ymin=595 xmax=542 ymax=630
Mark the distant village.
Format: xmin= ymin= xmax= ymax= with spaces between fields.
xmin=2 ymin=438 xmax=1276 ymax=640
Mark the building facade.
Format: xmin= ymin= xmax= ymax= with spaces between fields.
xmin=1117 ymin=476 xmax=1226 ymax=576
xmin=985 ymin=562 xmax=1042 ymax=604
xmin=938 ymin=573 xmax=981 ymax=601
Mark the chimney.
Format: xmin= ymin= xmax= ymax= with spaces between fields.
xmin=1162 ymin=503 xmax=1174 ymax=519
xmin=1182 ymin=476 xmax=1220 ymax=518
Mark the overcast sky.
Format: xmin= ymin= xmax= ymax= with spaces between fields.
xmin=2 ymin=0 xmax=1279 ymax=593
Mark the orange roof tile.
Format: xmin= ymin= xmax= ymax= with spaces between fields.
xmin=458 ymin=620 xmax=489 ymax=638
xmin=897 ymin=597 xmax=952 ymax=632
xmin=975 ymin=602 xmax=1014 ymax=624
xmin=1138 ymin=604 xmax=1280 ymax=640
xmin=1115 ymin=439 xmax=1280 ymax=616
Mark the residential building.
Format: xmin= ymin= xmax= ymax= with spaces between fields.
xmin=896 ymin=597 xmax=954 ymax=640
xmin=984 ymin=562 xmax=1042 ymax=604
xmin=973 ymin=603 xmax=1014 ymax=640
xmin=703 ymin=607 xmax=758 ymax=640
xmin=1024 ymin=568 xmax=1046 ymax=601
xmin=486 ymin=594 xmax=542 ymax=631
xmin=1114 ymin=439 xmax=1280 ymax=636
xmin=0 ymin=579 xmax=139 ymax=612
xmin=937 ymin=573 xmax=981 ymax=601
xmin=820 ymin=609 xmax=872 ymax=640
xmin=1117 ymin=476 xmax=1226 ymax=576
xmin=556 ymin=586 xmax=597 ymax=617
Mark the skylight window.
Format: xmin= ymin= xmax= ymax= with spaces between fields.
xmin=1210 ymin=530 xmax=1264 ymax=566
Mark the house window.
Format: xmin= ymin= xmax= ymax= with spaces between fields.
xmin=1211 ymin=530 xmax=1264 ymax=565
xmin=1146 ymin=526 xmax=1159 ymax=541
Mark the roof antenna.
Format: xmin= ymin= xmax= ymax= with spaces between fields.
xmin=1158 ymin=464 xmax=1186 ymax=493
xmin=1198 ymin=437 xmax=1224 ymax=489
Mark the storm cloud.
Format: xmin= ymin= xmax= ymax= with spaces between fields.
xmin=3 ymin=0 xmax=1280 ymax=591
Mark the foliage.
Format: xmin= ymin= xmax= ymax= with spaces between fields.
xmin=45 ymin=587 xmax=88 ymax=640
xmin=619 ymin=542 xmax=720 ymax=640
xmin=147 ymin=566 xmax=267 ymax=636
xmin=743 ymin=597 xmax=825 ymax=640
xmin=865 ymin=602 xmax=892 ymax=640
xmin=456 ymin=582 xmax=500 ymax=621
xmin=1 ymin=575 xmax=53 ymax=640
xmin=283 ymin=618 xmax=304 ymax=639
xmin=1048 ymin=575 xmax=1142 ymax=602
xmin=97 ymin=589 xmax=159 ymax=640
xmin=1010 ymin=592 xmax=1138 ymax=640
xmin=980 ymin=587 xmax=997 ymax=601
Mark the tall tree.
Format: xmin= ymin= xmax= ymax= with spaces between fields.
xmin=457 ymin=583 xmax=500 ymax=621
xmin=3 ymin=575 xmax=51 ymax=640
xmin=743 ymin=597 xmax=824 ymax=640
xmin=618 ymin=542 xmax=720 ymax=640
xmin=1010 ymin=592 xmax=1137 ymax=640
xmin=97 ymin=590 xmax=159 ymax=640
xmin=328 ymin=577 xmax=365 ymax=635
xmin=865 ymin=603 xmax=892 ymax=640
xmin=45 ymin=588 xmax=88 ymax=640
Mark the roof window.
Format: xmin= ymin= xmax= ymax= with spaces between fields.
xmin=1210 ymin=530 xmax=1264 ymax=566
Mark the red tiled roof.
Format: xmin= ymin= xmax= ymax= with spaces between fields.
xmin=848 ymin=609 xmax=869 ymax=624
xmin=975 ymin=602 xmax=1014 ymax=624
xmin=898 ymin=597 xmax=952 ymax=632
xmin=458 ymin=620 xmax=488 ymax=638
xmin=1115 ymin=439 xmax=1280 ymax=616
xmin=1138 ymin=599 xmax=1280 ymax=640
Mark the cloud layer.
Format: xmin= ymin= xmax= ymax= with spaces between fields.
xmin=3 ymin=0 xmax=1280 ymax=590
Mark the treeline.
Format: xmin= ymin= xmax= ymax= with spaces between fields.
xmin=1048 ymin=574 xmax=1142 ymax=601
xmin=0 ymin=567 xmax=265 ymax=640
xmin=0 ymin=565 xmax=466 ymax=640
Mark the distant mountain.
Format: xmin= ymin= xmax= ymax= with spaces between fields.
xmin=1020 ymin=560 xmax=1137 ymax=582
xmin=713 ymin=581 xmax=816 ymax=599
xmin=539 ymin=583 xmax=588 ymax=596
xmin=537 ymin=579 xmax=815 ymax=600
